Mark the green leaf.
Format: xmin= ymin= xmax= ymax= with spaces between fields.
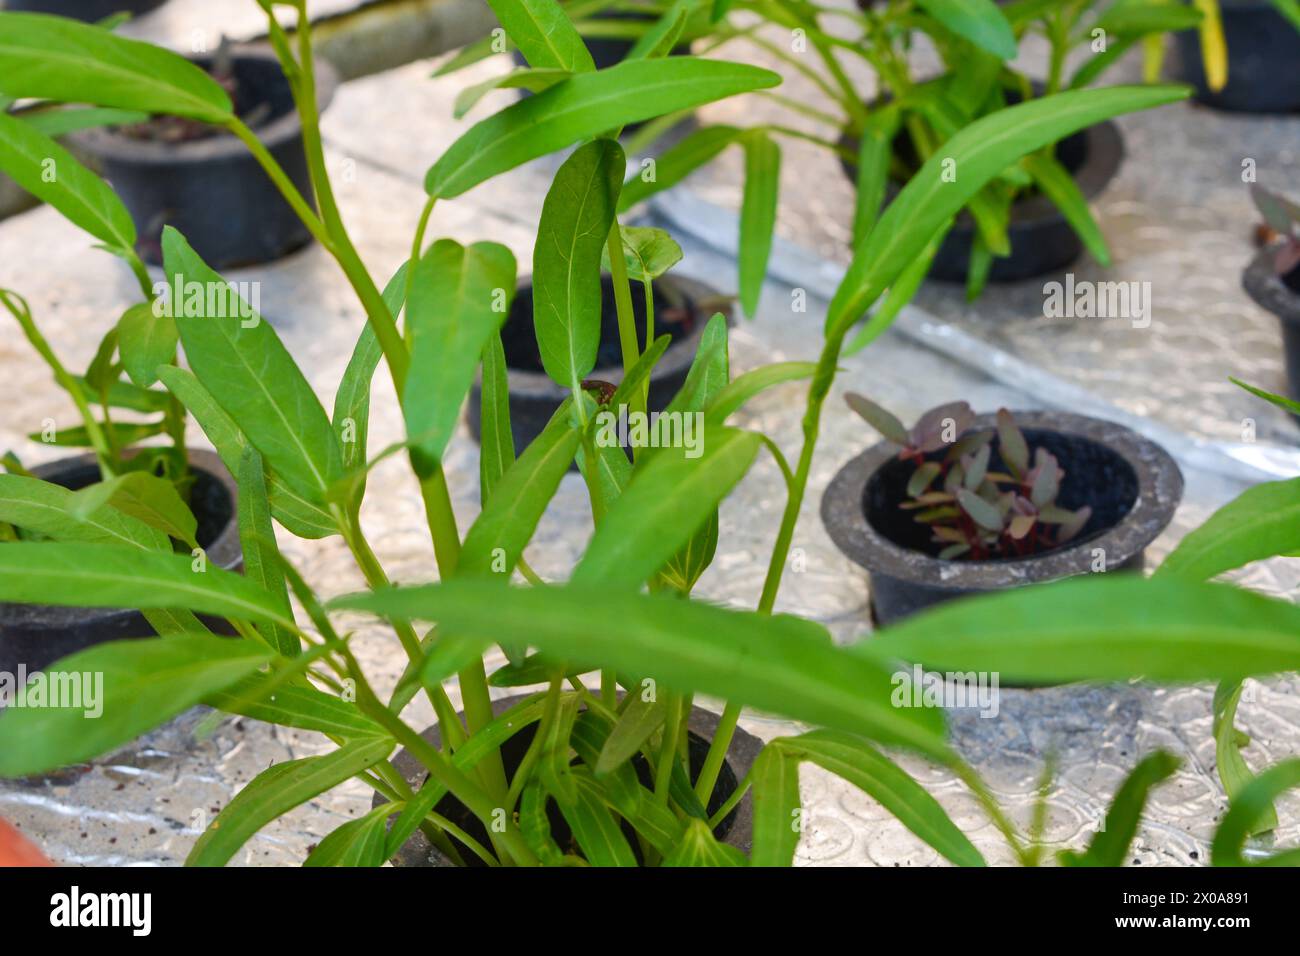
xmin=453 ymin=67 xmax=572 ymax=119
xmin=0 ymin=634 xmax=273 ymax=778
xmin=1213 ymin=679 xmax=1277 ymax=836
xmin=917 ymin=0 xmax=1018 ymax=59
xmin=207 ymin=678 xmax=385 ymax=739
xmin=866 ymin=575 xmax=1300 ymax=684
xmin=236 ymin=446 xmax=298 ymax=657
xmin=750 ymin=746 xmax=801 ymax=866
xmin=738 ymin=132 xmax=780 ymax=318
xmin=333 ymin=580 xmax=948 ymax=755
xmin=71 ymin=375 xmax=168 ymax=413
xmin=18 ymin=105 xmax=147 ymax=138
xmin=0 ymin=472 xmax=165 ymax=550
xmin=663 ymin=817 xmax=748 ymax=866
xmin=116 ymin=301 xmax=177 ymax=388
xmin=827 ymin=85 xmax=1190 ymax=337
xmin=663 ymin=312 xmax=729 ymax=417
xmin=618 ymin=124 xmax=744 ymax=211
xmin=1211 ymin=759 xmax=1300 ymax=866
xmin=774 ymin=730 xmax=984 ymax=866
xmin=0 ymin=541 xmax=296 ymax=627
xmin=0 ymin=12 xmax=233 ymax=122
xmin=1059 ymin=751 xmax=1181 ymax=867
xmin=595 ymin=693 xmax=665 ymax=775
xmin=426 ymin=59 xmax=779 ymax=199
xmin=1158 ymin=477 xmax=1300 ymax=583
xmin=574 ymin=426 xmax=760 ymax=588
xmin=459 ymin=400 xmax=583 ymax=578
xmin=33 ymin=419 xmax=163 ymax=448
xmin=601 ymin=225 xmax=683 ymax=282
xmin=627 ymin=0 xmax=690 ymax=60
xmin=404 ymin=239 xmax=517 ymax=475
xmin=703 ymin=362 xmax=816 ymax=424
xmin=1093 ymin=2 xmax=1204 ymax=36
xmin=1021 ymin=152 xmax=1110 ymax=266
xmin=479 ymin=331 xmax=515 ymax=505
xmin=158 ymin=365 xmax=338 ymax=540
xmin=552 ymin=771 xmax=638 ymax=866
xmin=162 ymin=229 xmax=344 ymax=505
xmin=1233 ymin=376 xmax=1300 ymax=416
xmin=0 ymin=110 xmax=135 ymax=253
xmin=303 ymin=805 xmax=392 ymax=867
xmin=533 ymin=139 xmax=623 ymax=392
xmin=484 ymin=0 xmax=596 ymax=71
xmin=851 ymin=108 xmax=901 ymax=247
xmin=187 ymin=737 xmax=395 ymax=866
xmin=519 ymin=781 xmax=569 ymax=865
xmin=71 ymin=470 xmax=197 ymax=547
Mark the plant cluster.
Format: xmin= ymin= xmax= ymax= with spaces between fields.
xmin=1250 ymin=183 xmax=1300 ymax=292
xmin=846 ymin=395 xmax=1091 ymax=560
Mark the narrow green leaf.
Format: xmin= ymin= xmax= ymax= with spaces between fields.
xmin=0 ymin=472 xmax=165 ymax=550
xmin=453 ymin=67 xmax=571 ymax=119
xmin=1021 ymin=152 xmax=1110 ymax=265
xmin=851 ymin=108 xmax=900 ymax=247
xmin=1059 ymin=751 xmax=1181 ymax=866
xmin=18 ymin=105 xmax=147 ymax=138
xmin=664 ymin=818 xmax=748 ymax=866
xmin=479 ymin=331 xmax=515 ymax=505
xmin=1212 ymin=679 xmax=1277 ymax=835
xmin=552 ymin=772 xmax=638 ymax=866
xmin=917 ymin=0 xmax=1018 ymax=59
xmin=1211 ymin=759 xmax=1300 ymax=866
xmin=304 ymin=805 xmax=392 ymax=867
xmin=595 ymin=693 xmax=665 ymax=775
xmin=484 ymin=0 xmax=596 ymax=71
xmin=1158 ymin=477 xmax=1300 ymax=583
xmin=0 ymin=634 xmax=273 ymax=778
xmin=738 ymin=132 xmax=780 ymax=318
xmin=618 ymin=124 xmax=744 ymax=211
xmin=207 ymin=678 xmax=385 ymax=739
xmin=236 ymin=446 xmax=298 ymax=657
xmin=703 ymin=362 xmax=815 ymax=424
xmin=750 ymin=746 xmax=801 ymax=866
xmin=71 ymin=470 xmax=197 ymax=547
xmin=34 ymin=420 xmax=163 ymax=448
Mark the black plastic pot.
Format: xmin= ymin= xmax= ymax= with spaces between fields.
xmin=821 ymin=411 xmax=1183 ymax=629
xmin=374 ymin=693 xmax=762 ymax=866
xmin=4 ymin=0 xmax=167 ymax=20
xmin=838 ymin=109 xmax=1124 ymax=284
xmin=67 ymin=47 xmax=336 ymax=270
xmin=1244 ymin=247 xmax=1300 ymax=406
xmin=1172 ymin=1 xmax=1300 ymax=114
xmin=0 ymin=449 xmax=242 ymax=675
xmin=466 ymin=273 xmax=725 ymax=460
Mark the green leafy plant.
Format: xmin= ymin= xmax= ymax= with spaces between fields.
xmin=0 ymin=1 xmax=1248 ymax=869
xmin=845 ymin=395 xmax=1091 ymax=559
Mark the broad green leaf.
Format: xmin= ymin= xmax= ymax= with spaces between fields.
xmin=738 ymin=132 xmax=780 ymax=318
xmin=618 ymin=123 xmax=745 ymax=212
xmin=484 ymin=0 xmax=596 ymax=72
xmin=333 ymin=580 xmax=948 ymax=755
xmin=158 ymin=365 xmax=338 ymax=539
xmin=1213 ymin=679 xmax=1277 ymax=835
xmin=1157 ymin=477 xmax=1300 ymax=583
xmin=0 ymin=541 xmax=295 ymax=627
xmin=1021 ymin=152 xmax=1109 ymax=265
xmin=0 ymin=473 xmax=165 ymax=550
xmin=187 ymin=737 xmax=395 ymax=866
xmin=0 ymin=634 xmax=272 ymax=778
xmin=663 ymin=818 xmax=748 ymax=866
xmin=0 ymin=110 xmax=135 ymax=253
xmin=1059 ymin=751 xmax=1181 ymax=867
xmin=533 ymin=139 xmax=623 ymax=392
xmin=459 ymin=401 xmax=582 ymax=577
xmin=116 ymin=301 xmax=178 ymax=388
xmin=595 ymin=693 xmax=665 ymax=775
xmin=1211 ymin=759 xmax=1300 ymax=866
xmin=601 ymin=225 xmax=683 ymax=282
xmin=304 ymin=805 xmax=392 ymax=867
xmin=425 ymin=59 xmax=779 ymax=199
xmin=917 ymin=0 xmax=1018 ymax=59
xmin=774 ymin=730 xmax=984 ymax=867
xmin=236 ymin=446 xmax=298 ymax=657
xmin=479 ymin=331 xmax=515 ymax=505
xmin=663 ymin=312 xmax=729 ymax=417
xmin=404 ymin=239 xmax=517 ymax=475
xmin=827 ymin=85 xmax=1190 ymax=337
xmin=703 ymin=361 xmax=817 ymax=424
xmin=207 ymin=677 xmax=385 ymax=738
xmin=573 ymin=426 xmax=760 ymax=588
xmin=0 ymin=12 xmax=233 ymax=122
xmin=866 ymin=575 xmax=1300 ymax=684
xmin=750 ymin=746 xmax=801 ymax=866
xmin=454 ymin=68 xmax=571 ymax=119
xmin=162 ymin=229 xmax=344 ymax=505
xmin=71 ymin=470 xmax=197 ymax=547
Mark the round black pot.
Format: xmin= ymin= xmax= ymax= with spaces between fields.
xmin=838 ymin=110 xmax=1123 ymax=284
xmin=466 ymin=273 xmax=725 ymax=461
xmin=1243 ymin=246 xmax=1300 ymax=407
xmin=67 ymin=47 xmax=336 ymax=270
xmin=1171 ymin=1 xmax=1300 ymax=114
xmin=821 ymin=411 xmax=1183 ymax=629
xmin=0 ymin=449 xmax=242 ymax=675
xmin=374 ymin=693 xmax=762 ymax=866
xmin=4 ymin=0 xmax=167 ymax=20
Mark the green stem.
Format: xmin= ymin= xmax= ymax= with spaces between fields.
xmin=694 ymin=699 xmax=740 ymax=805
xmin=654 ymin=693 xmax=682 ymax=806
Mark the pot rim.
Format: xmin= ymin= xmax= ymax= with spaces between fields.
xmin=66 ymin=45 xmax=337 ymax=165
xmin=1243 ymin=245 xmax=1300 ymax=327
xmin=821 ymin=411 xmax=1184 ymax=591
xmin=0 ymin=448 xmax=241 ymax=629
xmin=496 ymin=273 xmax=729 ymax=402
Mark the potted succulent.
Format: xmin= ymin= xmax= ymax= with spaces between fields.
xmin=822 ymin=397 xmax=1183 ymax=628
xmin=1243 ymin=184 xmax=1300 ymax=405
xmin=66 ymin=37 xmax=337 ymax=269
xmin=1 ymin=3 xmax=1241 ymax=869
xmin=1171 ymin=0 xmax=1300 ymax=113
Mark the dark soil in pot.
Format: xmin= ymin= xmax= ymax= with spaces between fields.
xmin=67 ymin=46 xmax=336 ymax=270
xmin=374 ymin=693 xmax=762 ymax=866
xmin=1243 ymin=246 xmax=1300 ymax=408
xmin=4 ymin=0 xmax=167 ymax=20
xmin=0 ymin=449 xmax=242 ymax=675
xmin=821 ymin=411 xmax=1183 ymax=629
xmin=1171 ymin=1 xmax=1300 ymax=114
xmin=837 ymin=99 xmax=1124 ymax=284
xmin=466 ymin=273 xmax=726 ymax=462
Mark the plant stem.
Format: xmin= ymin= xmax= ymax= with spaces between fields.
xmin=693 ymin=698 xmax=740 ymax=805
